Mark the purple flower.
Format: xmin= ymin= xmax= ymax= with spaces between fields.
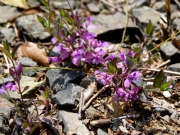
xmin=9 ymin=62 xmax=22 ymax=81
xmin=120 ymin=52 xmax=126 ymax=63
xmin=51 ymin=37 xmax=57 ymax=44
xmin=94 ymin=70 xmax=114 ymax=85
xmin=71 ymin=48 xmax=84 ymax=65
xmin=0 ymin=82 xmax=17 ymax=94
xmin=48 ymin=57 xmax=63 ymax=63
xmin=129 ymin=50 xmax=135 ymax=57
xmin=128 ymin=71 xmax=142 ymax=83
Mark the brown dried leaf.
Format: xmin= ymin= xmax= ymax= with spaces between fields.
xmin=17 ymin=42 xmax=49 ymax=66
xmin=172 ymin=37 xmax=180 ymax=50
xmin=1 ymin=0 xmax=29 ymax=9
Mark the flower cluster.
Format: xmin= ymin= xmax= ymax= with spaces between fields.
xmin=0 ymin=82 xmax=17 ymax=94
xmin=95 ymin=51 xmax=142 ymax=101
xmin=48 ymin=15 xmax=108 ymax=66
xmin=48 ymin=11 xmax=142 ymax=102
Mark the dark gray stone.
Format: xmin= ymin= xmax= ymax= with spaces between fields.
xmin=87 ymin=2 xmax=101 ymax=13
xmin=51 ymin=83 xmax=84 ymax=107
xmin=112 ymin=119 xmax=120 ymax=131
xmin=0 ymin=27 xmax=16 ymax=43
xmin=16 ymin=14 xmax=50 ymax=40
xmin=20 ymin=57 xmax=38 ymax=67
xmin=58 ymin=110 xmax=89 ymax=134
xmin=160 ymin=41 xmax=180 ymax=63
xmin=167 ymin=63 xmax=180 ymax=72
xmin=0 ymin=6 xmax=21 ymax=24
xmin=46 ymin=69 xmax=86 ymax=92
xmin=80 ymin=76 xmax=95 ymax=88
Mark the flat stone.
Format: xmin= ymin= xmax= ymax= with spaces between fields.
xmin=51 ymin=0 xmax=75 ymax=9
xmin=16 ymin=14 xmax=50 ymax=40
xmin=51 ymin=83 xmax=84 ymax=107
xmin=167 ymin=63 xmax=180 ymax=72
xmin=20 ymin=57 xmax=38 ymax=67
xmin=132 ymin=6 xmax=161 ymax=30
xmin=0 ymin=77 xmax=14 ymax=85
xmin=46 ymin=69 xmax=86 ymax=92
xmin=0 ymin=27 xmax=16 ymax=43
xmin=87 ymin=2 xmax=101 ymax=13
xmin=160 ymin=41 xmax=180 ymax=63
xmin=173 ymin=19 xmax=180 ymax=31
xmin=88 ymin=12 xmax=136 ymax=35
xmin=58 ymin=110 xmax=90 ymax=134
xmin=0 ymin=96 xmax=14 ymax=118
xmin=97 ymin=128 xmax=108 ymax=135
xmin=0 ymin=6 xmax=21 ymax=24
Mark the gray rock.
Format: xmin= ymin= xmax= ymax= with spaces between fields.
xmin=0 ymin=6 xmax=21 ymax=24
xmin=27 ymin=0 xmax=41 ymax=7
xmin=22 ymin=68 xmax=37 ymax=77
xmin=20 ymin=57 xmax=38 ymax=67
xmin=58 ymin=110 xmax=90 ymax=134
xmin=0 ymin=96 xmax=14 ymax=118
xmin=160 ymin=41 xmax=180 ymax=63
xmin=51 ymin=83 xmax=84 ymax=107
xmin=112 ymin=119 xmax=120 ymax=131
xmin=80 ymin=76 xmax=95 ymax=88
xmin=87 ymin=2 xmax=101 ymax=13
xmin=97 ymin=128 xmax=108 ymax=135
xmin=173 ymin=19 xmax=180 ymax=31
xmin=0 ymin=77 xmax=14 ymax=85
xmin=88 ymin=12 xmax=136 ymax=35
xmin=132 ymin=6 xmax=160 ymax=30
xmin=152 ymin=1 xmax=166 ymax=12
xmin=167 ymin=63 xmax=180 ymax=72
xmin=0 ymin=27 xmax=16 ymax=43
xmin=46 ymin=69 xmax=86 ymax=92
xmin=16 ymin=14 xmax=50 ymax=40
xmin=170 ymin=111 xmax=179 ymax=120
xmin=51 ymin=0 xmax=75 ymax=9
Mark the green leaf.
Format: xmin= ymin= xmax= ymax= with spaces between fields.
xmin=146 ymin=20 xmax=154 ymax=35
xmin=41 ymin=0 xmax=48 ymax=7
xmin=160 ymin=82 xmax=171 ymax=91
xmin=37 ymin=15 xmax=48 ymax=28
xmin=117 ymin=68 xmax=122 ymax=74
xmin=11 ymin=45 xmax=20 ymax=59
xmin=2 ymin=40 xmax=10 ymax=53
xmin=107 ymin=63 xmax=116 ymax=74
xmin=59 ymin=9 xmax=66 ymax=17
xmin=153 ymin=70 xmax=165 ymax=88
xmin=44 ymin=87 xmax=49 ymax=99
xmin=39 ymin=90 xmax=46 ymax=99
xmin=1 ymin=47 xmax=11 ymax=59
xmin=66 ymin=17 xmax=74 ymax=25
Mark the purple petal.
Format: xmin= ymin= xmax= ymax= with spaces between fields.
xmin=0 ymin=87 xmax=6 ymax=94
xmin=16 ymin=62 xmax=22 ymax=75
xmin=9 ymin=68 xmax=15 ymax=77
xmin=129 ymin=50 xmax=135 ymax=57
xmin=51 ymin=37 xmax=57 ymax=44
xmin=120 ymin=52 xmax=126 ymax=62
xmin=48 ymin=57 xmax=63 ymax=63
xmin=11 ymin=85 xmax=17 ymax=91
xmin=124 ymin=79 xmax=131 ymax=88
xmin=5 ymin=82 xmax=13 ymax=89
